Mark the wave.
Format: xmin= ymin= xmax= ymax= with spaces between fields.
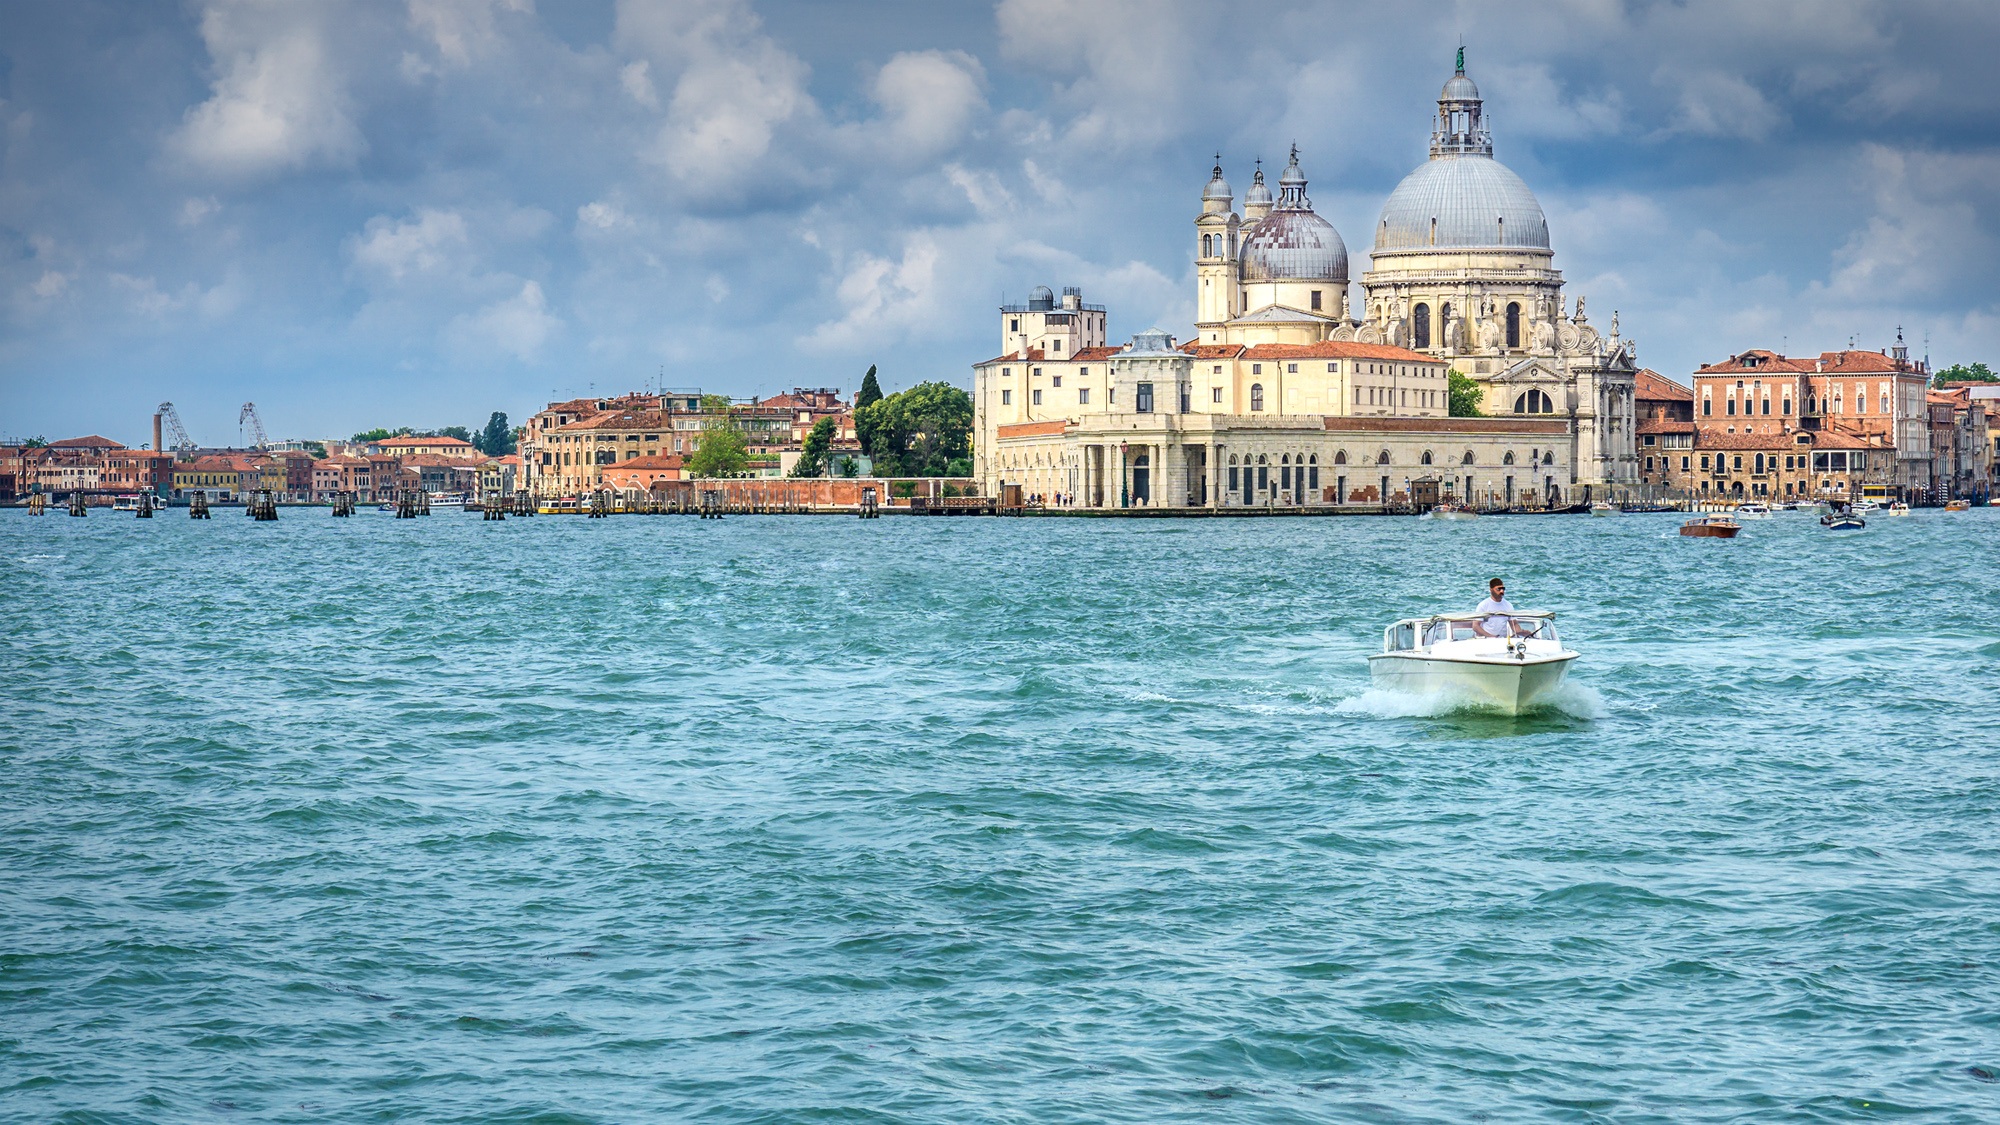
xmin=1334 ymin=680 xmax=1604 ymax=720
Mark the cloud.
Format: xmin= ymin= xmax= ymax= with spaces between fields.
xmin=351 ymin=208 xmax=471 ymax=281
xmin=447 ymin=279 xmax=561 ymax=361
xmin=619 ymin=60 xmax=658 ymax=109
xmin=803 ymin=233 xmax=941 ymax=350
xmin=171 ymin=2 xmax=365 ymax=177
xmin=870 ymin=50 xmax=985 ymax=155
xmin=1660 ymin=70 xmax=1784 ymax=141
xmin=408 ymin=0 xmax=532 ymax=68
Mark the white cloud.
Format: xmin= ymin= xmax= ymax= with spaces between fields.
xmin=179 ymin=197 xmax=222 ymax=226
xmin=577 ymin=201 xmax=631 ymax=231
xmin=871 ymin=50 xmax=985 ymax=155
xmin=448 ymin=279 xmax=561 ymax=361
xmin=1662 ymin=71 xmax=1784 ymax=140
xmin=804 ymin=233 xmax=941 ymax=350
xmin=171 ymin=2 xmax=365 ymax=177
xmin=407 ymin=0 xmax=531 ymax=68
xmin=620 ymin=60 xmax=659 ymax=109
xmin=31 ymin=270 xmax=70 ymax=299
xmin=351 ymin=208 xmax=470 ymax=281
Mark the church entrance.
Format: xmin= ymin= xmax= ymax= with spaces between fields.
xmin=1131 ymin=452 xmax=1151 ymax=505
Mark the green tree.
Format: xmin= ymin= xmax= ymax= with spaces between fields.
xmin=835 ymin=455 xmax=860 ymax=478
xmin=1934 ymin=362 xmax=1997 ymax=388
xmin=1446 ymin=369 xmax=1485 ymax=417
xmin=21 ymin=435 xmax=46 ymax=448
xmin=476 ymin=411 xmax=514 ymax=456
xmin=856 ymin=365 xmax=883 ymax=409
xmin=790 ymin=416 xmax=835 ymax=477
xmin=699 ymin=393 xmax=734 ymax=415
xmin=303 ymin=441 xmax=328 ymax=459
xmin=687 ymin=425 xmax=748 ymax=478
xmin=439 ymin=425 xmax=475 ymax=445
xmin=854 ymin=381 xmax=973 ymax=477
xmin=945 ymin=456 xmax=973 ymax=477
xmin=351 ymin=427 xmax=393 ymax=443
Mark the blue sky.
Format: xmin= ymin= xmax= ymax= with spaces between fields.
xmin=5 ymin=0 xmax=1999 ymax=446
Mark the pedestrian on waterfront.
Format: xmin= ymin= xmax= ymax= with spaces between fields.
xmin=1475 ymin=578 xmax=1517 ymax=637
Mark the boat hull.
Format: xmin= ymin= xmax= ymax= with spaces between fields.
xmin=1367 ymin=652 xmax=1576 ymax=715
xmin=1681 ymin=523 xmax=1740 ymax=538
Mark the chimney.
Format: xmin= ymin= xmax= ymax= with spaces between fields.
xmin=153 ymin=413 xmax=163 ymax=453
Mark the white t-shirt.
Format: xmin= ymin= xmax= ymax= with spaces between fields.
xmin=1475 ymin=595 xmax=1515 ymax=635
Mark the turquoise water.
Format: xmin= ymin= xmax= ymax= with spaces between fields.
xmin=5 ymin=506 xmax=2000 ymax=1123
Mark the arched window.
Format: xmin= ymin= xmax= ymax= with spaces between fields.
xmin=1250 ymin=383 xmax=1264 ymax=411
xmin=1461 ymin=450 xmax=1475 ymax=465
xmin=1506 ymin=302 xmax=1521 ymax=349
xmin=1513 ymin=388 xmax=1554 ymax=414
xmin=1503 ymin=450 xmax=1516 ymax=465
xmin=1413 ymin=303 xmax=1432 ymax=349
xmin=1420 ymin=450 xmax=1434 ymax=465
xmin=1377 ymin=450 xmax=1391 ymax=465
xmin=1281 ymin=454 xmax=1290 ymax=465
xmin=1441 ymin=302 xmax=1453 ymax=329
xmin=1543 ymin=451 xmax=1555 ymax=465
xmin=1334 ymin=450 xmax=1347 ymax=465
xmin=1201 ymin=234 xmax=1212 ymax=257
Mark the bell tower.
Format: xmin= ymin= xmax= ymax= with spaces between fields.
xmin=1195 ymin=156 xmax=1241 ymax=333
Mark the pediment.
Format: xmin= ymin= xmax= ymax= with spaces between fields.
xmin=1490 ymin=358 xmax=1564 ymax=384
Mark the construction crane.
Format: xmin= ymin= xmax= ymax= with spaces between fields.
xmin=156 ymin=402 xmax=196 ymax=454
xmin=239 ymin=402 xmax=269 ymax=450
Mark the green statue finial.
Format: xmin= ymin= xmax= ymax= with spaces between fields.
xmin=1456 ymin=46 xmax=1465 ymax=74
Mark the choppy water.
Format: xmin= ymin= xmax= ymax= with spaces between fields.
xmin=5 ymin=505 xmax=2000 ymax=1123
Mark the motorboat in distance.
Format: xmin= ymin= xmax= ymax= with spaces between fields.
xmin=1371 ymin=612 xmax=1578 ymax=715
xmin=1589 ymin=500 xmax=1619 ymax=517
xmin=1945 ymin=499 xmax=1972 ymax=512
xmin=1735 ymin=502 xmax=1772 ymax=519
xmin=1821 ymin=510 xmax=1866 ymax=530
xmin=1423 ymin=502 xmax=1478 ymax=521
xmin=1885 ymin=502 xmax=1912 ymax=517
xmin=1681 ymin=515 xmax=1741 ymax=538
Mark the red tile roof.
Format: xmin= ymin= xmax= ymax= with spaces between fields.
xmin=1244 ymin=342 xmax=1438 ymax=363
xmin=377 ymin=435 xmax=474 ymax=448
xmin=1180 ymin=343 xmax=1247 ymax=359
xmin=612 ymin=453 xmax=685 ymax=469
xmin=48 ymin=435 xmax=126 ymax=449
xmin=1637 ymin=419 xmax=1696 ymax=435
xmin=996 ymin=421 xmax=1070 ymax=439
xmin=1634 ymin=368 xmax=1693 ymax=402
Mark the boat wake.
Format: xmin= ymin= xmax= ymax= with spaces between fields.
xmin=1336 ymin=680 xmax=1604 ymax=720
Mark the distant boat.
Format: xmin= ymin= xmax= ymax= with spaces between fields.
xmin=1944 ymin=499 xmax=1972 ymax=512
xmin=1681 ymin=515 xmax=1740 ymax=538
xmin=1589 ymin=500 xmax=1619 ymax=517
xmin=1735 ymin=502 xmax=1772 ymax=520
xmin=1821 ymin=511 xmax=1865 ymax=530
xmin=1422 ymin=502 xmax=1477 ymax=521
xmin=1885 ymin=502 xmax=1912 ymax=517
xmin=111 ymin=495 xmax=142 ymax=511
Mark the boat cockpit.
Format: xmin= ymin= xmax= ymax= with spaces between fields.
xmin=1383 ymin=612 xmax=1559 ymax=653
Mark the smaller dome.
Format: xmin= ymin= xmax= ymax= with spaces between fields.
xmin=1243 ymin=167 xmax=1272 ymax=209
xmin=1202 ymin=159 xmax=1232 ymax=202
xmin=1240 ymin=210 xmax=1348 ymax=283
xmin=1028 ymin=285 xmax=1054 ymax=310
xmin=1442 ymin=73 xmax=1480 ymax=101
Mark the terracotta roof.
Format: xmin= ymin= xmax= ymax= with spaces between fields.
xmin=1180 ymin=343 xmax=1247 ymax=359
xmin=313 ymin=455 xmax=369 ymax=468
xmin=1634 ymin=368 xmax=1693 ymax=401
xmin=377 ymin=435 xmax=474 ymax=448
xmin=977 ymin=345 xmax=1160 ymax=367
xmin=611 ymin=453 xmax=685 ymax=469
xmin=1696 ymin=349 xmax=1817 ymax=375
xmin=977 ymin=349 xmax=1044 ymax=366
xmin=1817 ymin=350 xmax=1909 ymax=373
xmin=554 ymin=410 xmax=678 ymax=432
xmin=1637 ymin=419 xmax=1696 ymax=435
xmin=1322 ymin=416 xmax=1567 ymax=434
xmin=403 ymin=453 xmax=475 ymax=467
xmin=995 ymin=421 xmax=1070 ymax=439
xmin=1244 ymin=342 xmax=1438 ymax=363
xmin=1069 ymin=346 xmax=1122 ymax=361
xmin=48 ymin=435 xmax=126 ymax=449
xmin=1695 ymin=427 xmax=1877 ymax=451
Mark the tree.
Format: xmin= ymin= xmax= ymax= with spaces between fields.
xmin=303 ymin=441 xmax=327 ymax=459
xmin=1447 ymin=369 xmax=1485 ymax=417
xmin=835 ymin=455 xmax=860 ymax=478
xmin=351 ymin=428 xmax=393 ymax=443
xmin=1935 ymin=362 xmax=1997 ymax=388
xmin=790 ymin=416 xmax=835 ymax=477
xmin=855 ymin=381 xmax=972 ymax=477
xmin=856 ymin=365 xmax=883 ymax=409
xmin=687 ymin=426 xmax=748 ymax=478
xmin=699 ymin=393 xmax=734 ymax=415
xmin=21 ymin=435 xmax=46 ymax=448
xmin=439 ymin=425 xmax=475 ymax=445
xmin=476 ymin=412 xmax=514 ymax=456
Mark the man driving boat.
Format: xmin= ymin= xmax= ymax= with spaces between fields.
xmin=1474 ymin=578 xmax=1520 ymax=636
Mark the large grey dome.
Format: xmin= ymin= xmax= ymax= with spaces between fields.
xmin=1241 ymin=210 xmax=1349 ymax=282
xmin=1373 ymin=154 xmax=1550 ymax=253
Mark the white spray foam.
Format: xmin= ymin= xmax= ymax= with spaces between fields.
xmin=1335 ymin=680 xmax=1605 ymax=720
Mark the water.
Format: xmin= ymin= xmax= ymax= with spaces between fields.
xmin=5 ymin=506 xmax=1999 ymax=1123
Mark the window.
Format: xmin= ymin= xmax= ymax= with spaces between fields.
xmin=1703 ymin=397 xmax=1712 ymax=416
xmin=1052 ymin=375 xmax=1062 ymax=388
xmin=1701 ymin=455 xmax=1711 ymax=470
xmin=1032 ymin=389 xmax=1042 ymax=405
xmin=1287 ymin=363 xmax=1297 ymax=373
xmin=1079 ymin=387 xmax=1090 ymax=404
xmin=1783 ymin=397 xmax=1792 ymax=415
xmin=1250 ymin=383 xmax=1264 ymax=411
xmin=1505 ymin=302 xmax=1520 ymax=349
xmin=1682 ymin=456 xmax=1690 ymax=470
xmin=1135 ymin=383 xmax=1154 ymax=413
xmin=1032 ymin=367 xmax=1042 ymax=377
xmin=1010 ymin=319 xmax=1019 ymax=332
xmin=1079 ymin=367 xmax=1088 ymax=377
xmin=1212 ymin=387 xmax=1223 ymax=403
xmin=1762 ymin=398 xmax=1771 ymax=415
xmin=1252 ymin=363 xmax=1262 ymax=375
xmin=1327 ymin=363 xmax=1336 ymax=373
xmin=1001 ymin=389 xmax=1011 ymax=405
xmin=1421 ymin=450 xmax=1434 ymax=465
xmin=1727 ymin=398 xmax=1736 ymax=416
xmin=1181 ymin=388 xmax=1190 ymax=413
xmin=1311 ymin=290 xmax=1322 ymax=311
xmin=1413 ymin=303 xmax=1431 ymax=349
xmin=1733 ymin=455 xmax=1743 ymax=470
xmin=1513 ymin=389 xmax=1554 ymax=414
xmin=1001 ymin=367 xmax=1011 ymax=377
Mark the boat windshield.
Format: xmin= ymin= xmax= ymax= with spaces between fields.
xmin=1424 ymin=616 xmax=1558 ymax=644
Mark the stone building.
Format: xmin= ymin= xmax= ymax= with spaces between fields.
xmin=971 ymin=51 xmax=1629 ymax=506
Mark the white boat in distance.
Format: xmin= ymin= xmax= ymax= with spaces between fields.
xmin=1589 ymin=501 xmax=1619 ymax=517
xmin=1369 ymin=612 xmax=1579 ymax=715
xmin=1735 ymin=502 xmax=1772 ymax=519
xmin=1422 ymin=502 xmax=1478 ymax=521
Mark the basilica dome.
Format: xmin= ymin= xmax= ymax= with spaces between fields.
xmin=1240 ymin=149 xmax=1349 ymax=283
xmin=1373 ymin=154 xmax=1550 ymax=253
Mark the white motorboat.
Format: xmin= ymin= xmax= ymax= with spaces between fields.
xmin=1422 ymin=502 xmax=1478 ymax=521
xmin=1589 ymin=501 xmax=1619 ymax=517
xmin=1369 ymin=612 xmax=1579 ymax=715
xmin=430 ymin=492 xmax=468 ymax=509
xmin=1853 ymin=500 xmax=1881 ymax=514
xmin=1735 ymin=502 xmax=1772 ymax=519
xmin=1885 ymin=502 xmax=1912 ymax=517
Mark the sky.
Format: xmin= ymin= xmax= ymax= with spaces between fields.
xmin=4 ymin=0 xmax=2000 ymax=447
